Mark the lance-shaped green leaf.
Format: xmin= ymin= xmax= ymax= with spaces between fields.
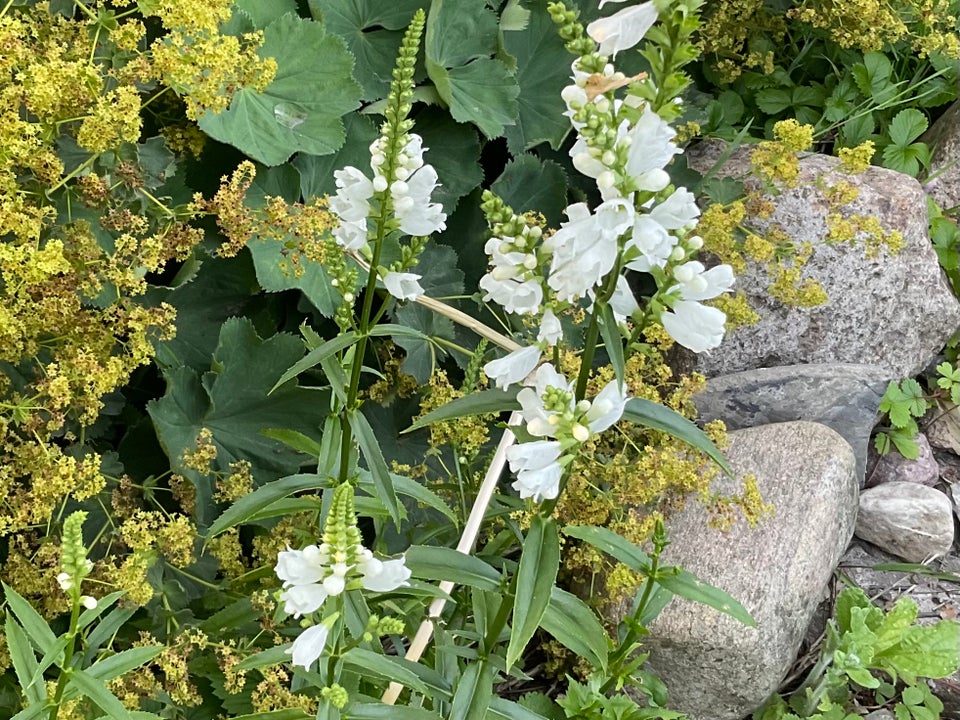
xmin=405 ymin=389 xmax=519 ymax=432
xmin=206 ymin=473 xmax=332 ymax=538
xmin=272 ymin=331 xmax=359 ymax=392
xmin=449 ymin=660 xmax=493 ymax=720
xmin=562 ymin=525 xmax=652 ymax=572
xmin=86 ymin=646 xmax=164 ymax=683
xmin=622 ymin=398 xmax=732 ymax=477
xmin=405 ymin=545 xmax=501 ymax=591
xmin=198 ymin=14 xmax=362 ymax=165
xmin=2 ymin=584 xmax=57 ymax=656
xmin=67 ymin=669 xmax=135 ymax=719
xmin=346 ymin=704 xmax=442 ymax=720
xmin=657 ymin=569 xmax=755 ymax=628
xmin=507 ymin=516 xmax=560 ymax=669
xmin=5 ymin=616 xmax=44 ymax=706
xmin=350 ymin=409 xmax=401 ymax=526
xmin=540 ymin=587 xmax=610 ymax=672
xmin=342 ymin=648 xmax=451 ymax=699
xmin=148 ymin=319 xmax=331 ymax=528
xmin=599 ymin=303 xmax=625 ymax=391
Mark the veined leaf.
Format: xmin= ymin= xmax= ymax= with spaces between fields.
xmin=507 ymin=516 xmax=560 ymax=669
xmin=622 ymin=398 xmax=732 ymax=476
xmin=350 ymin=409 xmax=401 ymax=526
xmin=5 ymin=616 xmax=44 ymax=706
xmin=657 ymin=569 xmax=755 ymax=627
xmin=404 ymin=389 xmax=519 ymax=432
xmin=198 ymin=14 xmax=362 ymax=165
xmin=271 ymin=331 xmax=358 ymax=392
xmin=449 ymin=660 xmax=493 ymax=720
xmin=206 ymin=473 xmax=332 ymax=537
xmin=2 ymin=583 xmax=57 ymax=655
xmin=404 ymin=545 xmax=501 ymax=591
xmin=540 ymin=587 xmax=610 ymax=672
xmin=562 ymin=525 xmax=651 ymax=573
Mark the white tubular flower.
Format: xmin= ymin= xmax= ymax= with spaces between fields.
xmin=661 ymin=300 xmax=727 ymax=353
xmin=280 ymin=584 xmax=329 ymax=618
xmin=330 ymin=167 xmax=374 ymax=224
xmin=484 ymin=345 xmax=542 ymax=390
xmin=570 ymin=137 xmax=606 ymax=180
xmin=288 ymin=624 xmax=329 ymax=671
xmin=545 ymin=199 xmax=633 ymax=302
xmin=649 ymin=188 xmax=700 ymax=230
xmin=360 ymin=557 xmax=412 ymax=593
xmin=671 ymin=261 xmax=735 ymax=301
xmin=383 ymin=271 xmax=424 ymax=301
xmin=625 ymin=216 xmax=676 ymax=272
xmin=479 ymin=274 xmax=543 ymax=315
xmin=276 ymin=546 xmax=327 ymax=586
xmin=506 ymin=440 xmax=564 ymax=502
xmin=81 ymin=596 xmax=97 ymax=610
xmin=538 ymin=308 xmax=563 ymax=346
xmin=394 ymin=164 xmax=446 ymax=236
xmin=609 ymin=273 xmax=640 ymax=324
xmin=517 ymin=363 xmax=574 ymax=437
xmin=585 ymin=380 xmax=628 ymax=433
xmin=586 ymin=1 xmax=659 ymax=57
xmin=623 ymin=107 xmax=680 ymax=182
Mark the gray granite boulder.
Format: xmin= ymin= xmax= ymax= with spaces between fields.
xmin=687 ymin=143 xmax=960 ymax=379
xmin=643 ymin=422 xmax=859 ymax=720
xmin=694 ymin=363 xmax=888 ymax=485
xmin=855 ymin=481 xmax=955 ymax=561
xmin=920 ymin=100 xmax=960 ymax=212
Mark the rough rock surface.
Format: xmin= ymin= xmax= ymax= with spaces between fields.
xmin=926 ymin=401 xmax=960 ymax=455
xmin=855 ymin=482 xmax=955 ymax=561
xmin=920 ymin=100 xmax=960 ymax=212
xmin=686 ymin=143 xmax=960 ymax=379
xmin=865 ymin=433 xmax=940 ymax=488
xmin=642 ymin=422 xmax=859 ymax=720
xmin=693 ymin=363 xmax=887 ymax=485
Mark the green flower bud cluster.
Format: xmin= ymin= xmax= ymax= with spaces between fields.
xmin=378 ymin=9 xmax=425 ymax=183
xmin=321 ymin=683 xmax=349 ymax=709
xmin=321 ymin=483 xmax=362 ymax=567
xmin=547 ymin=2 xmax=596 ymax=57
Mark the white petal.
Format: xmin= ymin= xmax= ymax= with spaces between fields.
xmin=280 ymin=584 xmax=328 ymax=617
xmin=587 ymin=2 xmax=658 ymax=57
xmin=609 ymin=274 xmax=640 ymax=324
xmin=649 ymin=188 xmax=700 ymax=230
xmin=660 ymin=300 xmax=727 ymax=353
xmin=624 ymin=107 xmax=678 ymax=179
xmin=538 ymin=308 xmax=563 ymax=346
xmin=361 ymin=557 xmax=411 ymax=592
xmin=479 ymin=274 xmax=542 ymax=315
xmin=484 ymin=345 xmax=541 ymax=390
xmin=585 ymin=380 xmax=628 ymax=434
xmin=276 ymin=547 xmax=326 ymax=586
xmin=288 ymin=624 xmax=329 ymax=670
xmin=382 ymin=271 xmax=424 ymax=301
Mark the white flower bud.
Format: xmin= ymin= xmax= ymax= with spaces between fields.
xmin=594 ymin=97 xmax=610 ymax=113
xmin=572 ymin=423 xmax=590 ymax=442
xmin=670 ymin=246 xmax=686 ymax=262
xmin=57 ymin=573 xmax=72 ymax=591
xmin=82 ymin=596 xmax=97 ymax=610
xmin=597 ymin=170 xmax=616 ymax=190
xmin=601 ymin=150 xmax=616 ymax=166
xmin=522 ymin=254 xmax=537 ymax=270
xmin=674 ymin=265 xmax=694 ymax=283
xmin=390 ymin=180 xmax=409 ymax=197
xmin=372 ymin=176 xmax=388 ymax=192
xmin=395 ymin=166 xmax=410 ymax=181
xmin=687 ymin=235 xmax=704 ymax=250
xmin=343 ymin=292 xmax=354 ymax=303
xmin=323 ymin=575 xmax=346 ymax=596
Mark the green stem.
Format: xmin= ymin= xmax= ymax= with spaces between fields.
xmin=47 ymin=596 xmax=82 ymax=720
xmin=480 ymin=571 xmax=519 ymax=657
xmin=338 ymin=207 xmax=390 ymax=485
